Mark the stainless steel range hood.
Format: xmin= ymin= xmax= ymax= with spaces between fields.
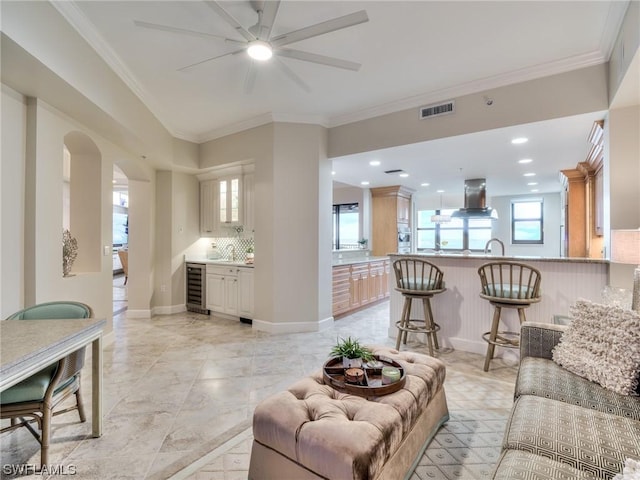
xmin=451 ymin=178 xmax=498 ymax=219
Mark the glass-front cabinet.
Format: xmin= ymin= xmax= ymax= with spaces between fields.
xmin=219 ymin=175 xmax=242 ymax=225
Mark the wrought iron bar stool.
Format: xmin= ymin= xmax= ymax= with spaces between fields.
xmin=393 ymin=259 xmax=446 ymax=356
xmin=478 ymin=261 xmax=542 ymax=371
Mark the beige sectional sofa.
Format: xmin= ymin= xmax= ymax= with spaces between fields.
xmin=492 ymin=322 xmax=640 ymax=479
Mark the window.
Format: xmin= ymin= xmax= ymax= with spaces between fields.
xmin=333 ymin=203 xmax=359 ymax=249
xmin=417 ymin=209 xmax=492 ymax=251
xmin=512 ymin=199 xmax=543 ymax=244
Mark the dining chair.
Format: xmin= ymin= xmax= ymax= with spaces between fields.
xmin=118 ymin=249 xmax=128 ymax=285
xmin=0 ymin=301 xmax=93 ymax=468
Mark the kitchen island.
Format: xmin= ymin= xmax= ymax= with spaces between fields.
xmin=388 ymin=253 xmax=608 ymax=357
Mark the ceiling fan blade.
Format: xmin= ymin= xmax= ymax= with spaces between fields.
xmin=275 ymin=48 xmax=361 ymax=71
xmin=177 ymin=47 xmax=246 ymax=71
xmin=274 ymin=57 xmax=311 ymax=93
xmin=203 ymin=1 xmax=256 ymax=42
xmin=259 ymin=1 xmax=280 ymax=40
xmin=244 ymin=61 xmax=257 ymax=94
xmin=270 ymin=10 xmax=368 ymax=48
xmin=133 ymin=20 xmax=244 ymax=45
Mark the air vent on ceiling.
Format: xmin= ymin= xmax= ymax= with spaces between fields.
xmin=384 ymin=169 xmax=404 ymax=174
xmin=420 ymin=100 xmax=455 ymax=119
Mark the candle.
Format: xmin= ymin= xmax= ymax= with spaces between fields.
xmin=382 ymin=366 xmax=401 ymax=384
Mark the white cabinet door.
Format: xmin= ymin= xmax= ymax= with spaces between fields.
xmin=224 ymin=276 xmax=238 ymax=315
xmin=238 ymin=268 xmax=254 ymax=318
xmin=205 ymin=274 xmax=225 ymax=312
xmin=218 ymin=175 xmax=243 ymax=226
xmin=200 ymin=180 xmax=218 ymax=235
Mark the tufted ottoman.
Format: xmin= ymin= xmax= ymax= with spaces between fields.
xmin=248 ymin=346 xmax=449 ymax=480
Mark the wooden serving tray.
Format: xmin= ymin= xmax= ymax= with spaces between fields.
xmin=322 ymin=355 xmax=406 ymax=397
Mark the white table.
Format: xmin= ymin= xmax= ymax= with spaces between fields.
xmin=0 ymin=318 xmax=106 ymax=436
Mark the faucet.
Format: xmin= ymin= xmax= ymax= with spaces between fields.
xmin=484 ymin=238 xmax=505 ymax=256
xmin=225 ymin=244 xmax=236 ymax=261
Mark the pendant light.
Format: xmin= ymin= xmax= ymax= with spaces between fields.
xmin=431 ymin=192 xmax=451 ymax=224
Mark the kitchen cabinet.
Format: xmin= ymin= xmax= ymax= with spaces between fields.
xmin=371 ymin=186 xmax=414 ymax=256
xmin=206 ymin=264 xmax=254 ymax=318
xmin=200 ymin=180 xmax=218 ymax=235
xmin=332 ymin=259 xmax=391 ymax=317
xmin=332 ymin=265 xmax=351 ymax=317
xmin=200 ymin=169 xmax=254 ymax=236
xmin=237 ymin=267 xmax=254 ymax=318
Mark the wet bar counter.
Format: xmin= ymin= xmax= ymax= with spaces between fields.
xmin=388 ymin=253 xmax=608 ymax=357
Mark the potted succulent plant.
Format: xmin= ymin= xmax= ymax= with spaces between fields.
xmin=245 ymin=245 xmax=254 ymax=264
xmin=330 ymin=336 xmax=375 ymax=368
xmin=358 ymin=238 xmax=368 ymax=249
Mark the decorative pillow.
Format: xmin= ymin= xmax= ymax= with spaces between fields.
xmin=552 ymin=299 xmax=640 ymax=396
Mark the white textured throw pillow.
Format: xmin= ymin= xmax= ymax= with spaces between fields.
xmin=552 ymin=299 xmax=640 ymax=396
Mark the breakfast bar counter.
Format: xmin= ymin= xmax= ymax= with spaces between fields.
xmin=387 ymin=253 xmax=609 ymax=357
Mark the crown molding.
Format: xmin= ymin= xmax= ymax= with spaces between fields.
xmin=328 ymin=50 xmax=607 ymax=128
xmin=51 ymin=1 xmax=188 ymax=139
xmin=600 ymin=1 xmax=630 ymax=61
xmin=196 ymin=112 xmax=328 ymax=143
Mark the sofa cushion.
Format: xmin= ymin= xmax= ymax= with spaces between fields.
xmin=516 ymin=357 xmax=640 ymax=421
xmin=493 ymin=449 xmax=596 ymax=480
xmin=504 ymin=395 xmax=640 ymax=479
xmin=552 ymin=299 xmax=640 ymax=396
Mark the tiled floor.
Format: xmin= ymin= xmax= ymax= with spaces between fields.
xmin=1 ymin=289 xmax=517 ymax=480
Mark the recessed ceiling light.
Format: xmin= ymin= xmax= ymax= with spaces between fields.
xmin=369 ymin=160 xmax=381 ymax=166
xmin=421 ymin=183 xmax=430 ymax=187
xmin=531 ymin=189 xmax=539 ymax=192
xmin=112 ymin=180 xmax=117 ymax=184
xmin=523 ymin=173 xmax=536 ymax=177
xmin=512 ymin=137 xmax=528 ymax=144
xmin=331 ymin=171 xmax=336 ymax=175
xmin=361 ymin=181 xmax=370 ymax=185
xmin=518 ymin=158 xmax=533 ymax=164
xmin=247 ymin=40 xmax=273 ymax=61
xmin=399 ymin=173 xmax=409 ymax=178
xmin=436 ymin=189 xmax=445 ymax=193
xmin=527 ymin=182 xmax=538 ymax=186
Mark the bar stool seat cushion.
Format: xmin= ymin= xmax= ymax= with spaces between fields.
xmin=398 ymin=278 xmax=443 ymax=292
xmin=481 ymin=284 xmax=535 ymax=299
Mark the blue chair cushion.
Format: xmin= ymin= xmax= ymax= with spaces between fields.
xmin=483 ymin=284 xmax=534 ymax=299
xmin=0 ymin=365 xmax=77 ymax=404
xmin=400 ymin=277 xmax=443 ymax=291
xmin=8 ymin=303 xmax=90 ymax=320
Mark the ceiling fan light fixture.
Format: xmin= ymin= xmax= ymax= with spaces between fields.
xmin=247 ymin=40 xmax=273 ymax=61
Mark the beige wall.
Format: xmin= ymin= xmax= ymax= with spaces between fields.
xmin=328 ymin=64 xmax=608 ymax=158
xmin=1 ymin=85 xmax=27 ymax=317
xmin=608 ymin=1 xmax=639 ymax=104
xmin=607 ymin=104 xmax=640 ymax=289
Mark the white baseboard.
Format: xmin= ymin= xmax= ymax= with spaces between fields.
xmin=252 ymin=315 xmax=334 ymax=334
xmin=152 ymin=304 xmax=187 ymax=316
xmin=126 ymin=309 xmax=151 ymax=318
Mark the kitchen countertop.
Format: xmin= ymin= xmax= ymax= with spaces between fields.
xmin=185 ymin=257 xmax=254 ymax=267
xmin=332 ymin=256 xmax=389 ymax=266
xmin=387 ymin=252 xmax=609 ymax=264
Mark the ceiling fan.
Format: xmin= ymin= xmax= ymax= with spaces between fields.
xmin=134 ymin=0 xmax=369 ymax=93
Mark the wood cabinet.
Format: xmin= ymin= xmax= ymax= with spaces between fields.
xmin=332 ymin=259 xmax=391 ymax=317
xmin=559 ymin=120 xmax=605 ymax=259
xmin=206 ymin=264 xmax=254 ymax=318
xmin=371 ymin=186 xmax=414 ymax=256
xmin=332 ymin=265 xmax=351 ymax=317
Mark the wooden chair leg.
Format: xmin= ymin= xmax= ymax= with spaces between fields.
xmin=396 ymin=297 xmax=410 ymax=350
xmin=124 ymin=275 xmax=128 ymax=285
xmin=484 ymin=306 xmax=502 ymax=372
xmin=424 ymin=297 xmax=439 ymax=350
xmin=517 ymin=308 xmax=527 ymax=324
xmin=403 ymin=297 xmax=412 ymax=345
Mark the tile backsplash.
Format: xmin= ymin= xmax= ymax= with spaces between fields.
xmin=207 ymin=237 xmax=254 ymax=262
